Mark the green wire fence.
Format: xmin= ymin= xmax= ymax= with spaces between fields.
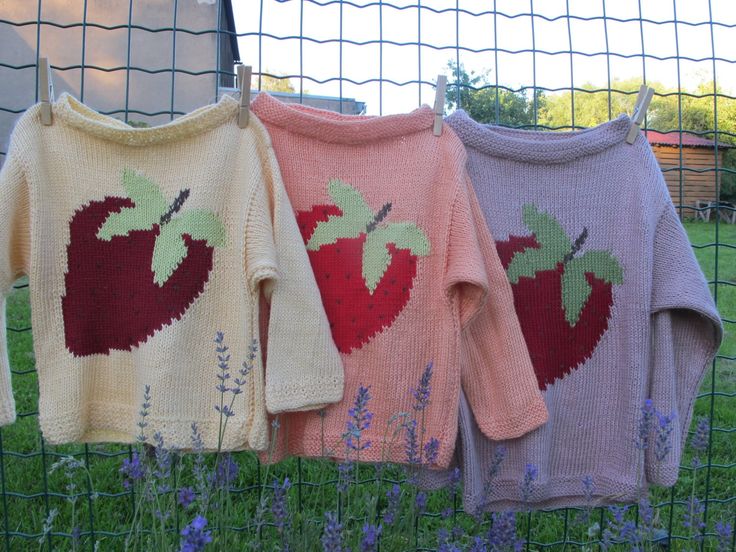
xmin=0 ymin=0 xmax=734 ymax=550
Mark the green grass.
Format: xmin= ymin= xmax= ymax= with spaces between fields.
xmin=0 ymin=220 xmax=734 ymax=550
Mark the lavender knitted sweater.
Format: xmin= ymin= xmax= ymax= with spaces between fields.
xmin=421 ymin=111 xmax=722 ymax=511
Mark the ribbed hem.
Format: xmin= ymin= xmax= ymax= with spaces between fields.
xmin=251 ymin=92 xmax=434 ymax=144
xmin=266 ymin=378 xmax=344 ymax=414
xmin=445 ymin=110 xmax=630 ymax=164
xmin=53 ymin=92 xmax=239 ymax=146
xmin=39 ymin=403 xmax=260 ymax=451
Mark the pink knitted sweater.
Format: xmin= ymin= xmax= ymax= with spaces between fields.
xmin=251 ymin=93 xmax=548 ymax=467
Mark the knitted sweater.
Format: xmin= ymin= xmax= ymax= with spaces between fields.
xmin=420 ymin=110 xmax=722 ymax=509
xmin=0 ymin=93 xmax=343 ymax=450
xmin=251 ymin=93 xmax=547 ymax=467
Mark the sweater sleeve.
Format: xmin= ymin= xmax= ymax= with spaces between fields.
xmin=0 ymin=146 xmax=31 ymax=427
xmin=645 ymin=201 xmax=722 ymax=486
xmin=446 ymin=174 xmax=548 ymax=441
xmin=245 ymin=140 xmax=344 ymax=415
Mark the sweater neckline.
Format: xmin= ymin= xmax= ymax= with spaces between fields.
xmin=445 ymin=110 xmax=631 ymax=164
xmin=53 ymin=92 xmax=239 ymax=146
xmin=250 ymin=92 xmax=434 ymax=144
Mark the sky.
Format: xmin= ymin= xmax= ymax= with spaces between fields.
xmin=232 ymin=0 xmax=736 ymax=116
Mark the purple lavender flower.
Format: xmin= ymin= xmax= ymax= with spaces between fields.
xmin=415 ymin=491 xmax=427 ymax=514
xmin=487 ymin=511 xmax=523 ymax=551
xmin=120 ymin=452 xmax=145 ymax=490
xmin=438 ymin=527 xmax=463 ymax=552
xmin=343 ymin=385 xmax=373 ymax=452
xmin=271 ymin=477 xmax=291 ymax=534
xmin=321 ymin=511 xmax=346 ymax=552
xmin=211 ymin=453 xmax=239 ymax=488
xmin=441 ymin=507 xmax=453 ymax=520
xmin=468 ymin=536 xmax=487 ymax=552
xmin=152 ymin=431 xmax=172 ymax=490
xmin=690 ymin=417 xmax=709 ymax=468
xmin=178 ymin=487 xmax=196 ymax=509
xmin=180 ymin=515 xmax=212 ymax=552
xmin=412 ymin=361 xmax=433 ymax=411
xmin=383 ymin=484 xmax=400 ymax=526
xmin=691 ymin=417 xmax=709 ymax=452
xmin=489 ymin=445 xmax=507 ymax=479
xmin=654 ymin=410 xmax=676 ymax=462
xmin=71 ymin=526 xmax=81 ymax=543
xmin=682 ymin=496 xmax=706 ymax=540
xmin=232 ymin=340 xmax=257 ymax=392
xmin=450 ymin=467 xmax=461 ymax=486
xmin=214 ymin=331 xmax=231 ymax=393
xmin=637 ymin=496 xmax=654 ymax=540
xmin=715 ymin=520 xmax=733 ymax=552
xmin=636 ymin=399 xmax=655 ymax=450
xmin=360 ymin=523 xmax=382 ymax=552
xmin=520 ymin=463 xmax=538 ymax=503
xmin=136 ymin=385 xmax=152 ymax=443
xmin=582 ymin=475 xmax=595 ymax=503
xmin=404 ymin=420 xmax=420 ymax=464
xmin=423 ymin=437 xmax=440 ymax=466
xmin=602 ymin=506 xmax=638 ymax=550
xmin=337 ymin=461 xmax=353 ymax=493
xmin=190 ymin=423 xmax=204 ymax=452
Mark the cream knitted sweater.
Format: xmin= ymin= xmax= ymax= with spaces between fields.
xmin=0 ymin=93 xmax=343 ymax=450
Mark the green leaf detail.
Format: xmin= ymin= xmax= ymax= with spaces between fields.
xmin=521 ymin=204 xmax=572 ymax=257
xmin=561 ymin=261 xmax=592 ymax=326
xmin=506 ymin=249 xmax=561 ymax=284
xmin=566 ymin=250 xmax=624 ymax=285
xmin=327 ymin=179 xmax=374 ymax=223
xmin=362 ymin=232 xmax=393 ymax=294
xmin=151 ymin=223 xmax=188 ymax=287
xmin=361 ymin=222 xmax=430 ymax=293
xmin=505 ymin=204 xmax=573 ymax=283
xmin=561 ymin=250 xmax=623 ymax=326
xmin=97 ymin=170 xmax=169 ymax=241
xmin=307 ymin=179 xmax=375 ymax=251
xmin=168 ymin=209 xmax=227 ymax=248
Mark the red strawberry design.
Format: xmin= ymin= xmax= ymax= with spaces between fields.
xmin=296 ymin=180 xmax=430 ymax=354
xmin=495 ymin=204 xmax=623 ymax=390
xmin=62 ymin=169 xmax=226 ymax=356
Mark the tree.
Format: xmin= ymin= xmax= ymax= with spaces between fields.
xmin=259 ymin=70 xmax=296 ymax=94
xmin=445 ymin=61 xmax=543 ymax=126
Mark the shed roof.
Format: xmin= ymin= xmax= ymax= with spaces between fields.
xmin=646 ymin=130 xmax=734 ymax=149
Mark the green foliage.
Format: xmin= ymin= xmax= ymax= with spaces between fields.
xmin=260 ymin=69 xmax=296 ymax=93
xmin=539 ymin=78 xmax=653 ymax=128
xmin=445 ymin=61 xmax=543 ymax=126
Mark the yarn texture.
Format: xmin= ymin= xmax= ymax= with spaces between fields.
xmin=0 ymin=93 xmax=343 ymax=450
xmin=251 ymin=93 xmax=547 ymax=468
xmin=419 ymin=110 xmax=723 ymax=509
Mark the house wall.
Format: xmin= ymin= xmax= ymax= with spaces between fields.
xmin=0 ymin=0 xmax=228 ymax=158
xmin=653 ymin=145 xmax=725 ymax=217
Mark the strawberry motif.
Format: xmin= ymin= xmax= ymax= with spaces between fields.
xmin=296 ymin=179 xmax=430 ymax=354
xmin=496 ymin=204 xmax=623 ymax=390
xmin=62 ymin=169 xmax=226 ymax=356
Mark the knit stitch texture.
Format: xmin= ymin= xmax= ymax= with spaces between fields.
xmin=0 ymin=93 xmax=343 ymax=450
xmin=419 ymin=110 xmax=723 ymax=509
xmin=251 ymin=93 xmax=547 ymax=467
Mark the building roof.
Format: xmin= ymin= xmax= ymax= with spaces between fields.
xmin=646 ymin=130 xmax=734 ymax=149
xmin=223 ymin=0 xmax=240 ymax=62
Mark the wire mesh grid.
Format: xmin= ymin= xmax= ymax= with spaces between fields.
xmin=0 ymin=0 xmax=734 ymax=550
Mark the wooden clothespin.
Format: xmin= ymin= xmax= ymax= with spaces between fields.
xmin=237 ymin=64 xmax=252 ymax=129
xmin=433 ymin=74 xmax=447 ymax=137
xmin=626 ymin=84 xmax=655 ymax=144
xmin=39 ymin=57 xmax=54 ymax=126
